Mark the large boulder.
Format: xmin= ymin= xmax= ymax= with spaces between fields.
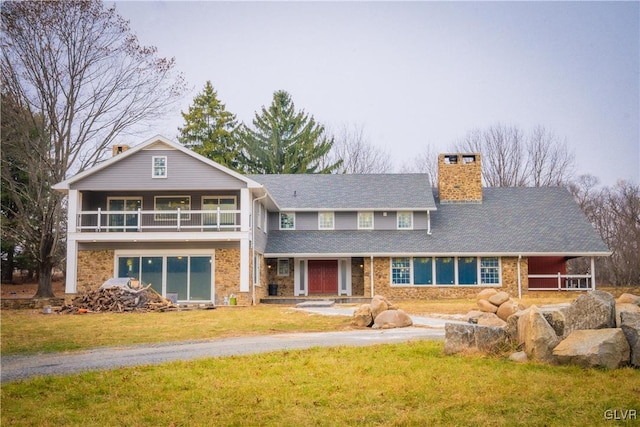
xmin=615 ymin=303 xmax=640 ymax=328
xmin=496 ymin=299 xmax=519 ymax=322
xmin=476 ymin=313 xmax=507 ymax=328
xmin=372 ymin=309 xmax=413 ymax=329
xmin=617 ymin=293 xmax=640 ymax=306
xmin=477 ymin=299 xmax=498 ymax=313
xmin=370 ymin=295 xmax=391 ymax=320
xmin=444 ymin=323 xmax=508 ymax=355
xmin=352 ymin=304 xmax=374 ymax=327
xmin=488 ymin=291 xmax=510 ymax=307
xmin=476 ymin=288 xmax=498 ymax=301
xmin=620 ymin=311 xmax=640 ymax=367
xmin=517 ymin=306 xmax=560 ymax=362
xmin=563 ymin=290 xmax=616 ymax=336
xmin=553 ymin=329 xmax=630 ymax=369
xmin=539 ymin=304 xmax=570 ymax=337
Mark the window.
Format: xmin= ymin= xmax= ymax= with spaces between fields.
xmin=458 ymin=257 xmax=478 ymax=285
xmin=277 ymin=259 xmax=289 ymax=276
xmin=480 ymin=257 xmax=500 ymax=284
xmin=107 ymin=197 xmax=141 ymax=231
xmin=202 ymin=196 xmax=236 ymax=227
xmin=154 ymin=196 xmax=190 ymax=220
xmin=152 ymin=156 xmax=167 ymax=178
xmin=436 ymin=257 xmax=455 ymax=284
xmin=413 ymin=257 xmax=433 ymax=285
xmin=391 ymin=258 xmax=411 ymax=285
xmin=397 ymin=212 xmax=413 ymax=229
xmin=280 ymin=212 xmax=295 ymax=230
xmin=358 ymin=212 xmax=374 ymax=229
xmin=318 ymin=212 xmax=334 ymax=230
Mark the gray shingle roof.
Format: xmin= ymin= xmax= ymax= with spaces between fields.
xmin=249 ymin=174 xmax=435 ymax=210
xmin=263 ymin=187 xmax=609 ymax=256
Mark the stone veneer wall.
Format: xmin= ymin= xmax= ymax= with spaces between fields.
xmin=215 ymin=248 xmax=247 ymax=305
xmin=266 ymin=258 xmax=295 ymax=297
xmin=438 ymin=153 xmax=483 ymax=202
xmin=77 ymin=250 xmax=115 ymax=294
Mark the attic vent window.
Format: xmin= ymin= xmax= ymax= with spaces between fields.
xmin=444 ymin=155 xmax=458 ymax=164
xmin=152 ymin=156 xmax=167 ymax=178
xmin=462 ymin=155 xmax=476 ymax=164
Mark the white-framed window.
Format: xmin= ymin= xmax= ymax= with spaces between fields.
xmin=390 ymin=256 xmax=501 ymax=286
xmin=154 ymin=195 xmax=190 ymax=220
xmin=397 ymin=212 xmax=413 ymax=229
xmin=280 ymin=212 xmax=295 ymax=230
xmin=318 ymin=212 xmax=335 ymax=230
xmin=358 ymin=211 xmax=374 ymax=230
xmin=480 ymin=257 xmax=500 ymax=284
xmin=202 ymin=196 xmax=236 ymax=227
xmin=152 ymin=156 xmax=167 ymax=178
xmin=277 ymin=259 xmax=289 ymax=276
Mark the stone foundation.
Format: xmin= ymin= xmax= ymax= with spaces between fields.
xmin=77 ymin=250 xmax=114 ymax=294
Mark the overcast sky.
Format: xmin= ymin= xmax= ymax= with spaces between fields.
xmin=114 ymin=1 xmax=639 ymax=186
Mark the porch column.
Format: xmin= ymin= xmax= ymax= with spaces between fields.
xmin=240 ymin=188 xmax=250 ymax=232
xmin=240 ymin=238 xmax=250 ymax=292
xmin=591 ymin=256 xmax=596 ymax=290
xmin=67 ymin=189 xmax=79 ymax=231
xmin=65 ymin=238 xmax=78 ymax=294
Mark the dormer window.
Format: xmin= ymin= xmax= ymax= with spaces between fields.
xmin=358 ymin=212 xmax=374 ymax=230
xmin=152 ymin=156 xmax=167 ymax=178
xmin=280 ymin=212 xmax=295 ymax=230
xmin=318 ymin=212 xmax=334 ymax=230
xmin=397 ymin=212 xmax=413 ymax=229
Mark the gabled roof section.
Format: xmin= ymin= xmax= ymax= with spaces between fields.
xmin=53 ymin=135 xmax=262 ymax=191
xmin=249 ymin=174 xmax=436 ymax=211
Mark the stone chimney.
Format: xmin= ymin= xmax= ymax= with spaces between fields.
xmin=438 ymin=153 xmax=482 ymax=203
xmin=112 ymin=145 xmax=130 ymax=156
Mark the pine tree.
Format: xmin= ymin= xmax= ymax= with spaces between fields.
xmin=238 ymin=90 xmax=341 ymax=174
xmin=178 ymin=81 xmax=240 ymax=169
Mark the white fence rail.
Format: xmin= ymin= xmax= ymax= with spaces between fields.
xmin=76 ymin=208 xmax=242 ymax=232
xmin=528 ymin=273 xmax=593 ymax=291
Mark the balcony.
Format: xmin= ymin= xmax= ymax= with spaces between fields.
xmin=75 ymin=208 xmax=242 ymax=233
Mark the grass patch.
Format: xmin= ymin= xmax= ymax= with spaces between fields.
xmin=0 ymin=306 xmax=353 ymax=355
xmin=2 ymin=341 xmax=639 ymax=426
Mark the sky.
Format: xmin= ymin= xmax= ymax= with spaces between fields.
xmin=113 ymin=1 xmax=639 ymax=186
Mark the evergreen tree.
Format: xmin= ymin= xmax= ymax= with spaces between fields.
xmin=178 ymin=81 xmax=240 ymax=169
xmin=238 ymin=90 xmax=341 ymax=174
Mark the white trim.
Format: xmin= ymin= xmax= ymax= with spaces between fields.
xmin=240 ymin=238 xmax=250 ymax=292
xmin=65 ymin=238 xmax=78 ymax=293
xmin=279 ymin=212 xmax=295 ymax=230
xmin=294 ymin=258 xmax=308 ymax=296
xmin=357 ymin=211 xmax=374 ymax=230
xmin=152 ymin=155 xmax=167 ymax=178
xmin=277 ymin=258 xmax=290 ymax=276
xmin=389 ymin=256 xmax=502 ymax=287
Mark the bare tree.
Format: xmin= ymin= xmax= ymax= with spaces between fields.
xmin=1 ymin=1 xmax=186 ymax=297
xmin=454 ymin=123 xmax=574 ymax=187
xmin=325 ymin=123 xmax=392 ymax=174
xmin=399 ymin=144 xmax=438 ymax=187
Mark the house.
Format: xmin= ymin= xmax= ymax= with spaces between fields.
xmin=53 ymin=136 xmax=610 ymax=305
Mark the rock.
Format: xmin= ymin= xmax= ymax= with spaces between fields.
xmin=489 ymin=291 xmax=510 ymax=307
xmin=509 ymin=351 xmax=528 ymax=363
xmin=553 ymin=329 xmax=630 ymax=369
xmin=620 ymin=311 xmax=640 ymax=367
xmin=370 ymin=295 xmax=390 ymax=319
xmin=476 ymin=288 xmax=498 ymax=301
xmin=352 ymin=304 xmax=373 ymax=327
xmin=517 ymin=306 xmax=560 ymax=362
xmin=477 ymin=299 xmax=498 ymax=313
xmin=564 ymin=290 xmax=616 ymax=336
xmin=539 ymin=304 xmax=570 ymax=337
xmin=504 ymin=309 xmax=529 ymax=343
xmin=615 ymin=303 xmax=640 ymax=328
xmin=373 ymin=309 xmax=413 ymax=329
xmin=465 ymin=310 xmax=484 ymax=323
xmin=444 ymin=323 xmax=508 ymax=355
xmin=496 ymin=299 xmax=519 ymax=322
xmin=476 ymin=313 xmax=507 ymax=328
xmin=617 ymin=293 xmax=640 ymax=305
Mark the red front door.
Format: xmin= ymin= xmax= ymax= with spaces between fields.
xmin=308 ymin=260 xmax=338 ymax=294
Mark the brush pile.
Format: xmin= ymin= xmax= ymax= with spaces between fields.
xmin=58 ymin=285 xmax=177 ymax=314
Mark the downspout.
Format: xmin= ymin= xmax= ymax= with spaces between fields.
xmin=517 ymin=255 xmax=522 ymax=299
xmin=427 ymin=210 xmax=432 ymax=235
xmin=251 ymin=189 xmax=268 ymax=306
xmin=370 ymin=255 xmax=374 ymax=297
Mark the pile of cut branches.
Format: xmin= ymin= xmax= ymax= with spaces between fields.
xmin=58 ymin=285 xmax=177 ymax=314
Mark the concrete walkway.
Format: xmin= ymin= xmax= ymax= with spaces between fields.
xmin=1 ymin=307 xmax=466 ymax=383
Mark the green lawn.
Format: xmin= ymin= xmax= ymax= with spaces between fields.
xmin=2 ymin=341 xmax=639 ymax=426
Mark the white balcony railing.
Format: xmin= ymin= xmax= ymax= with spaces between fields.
xmin=528 ymin=273 xmax=593 ymax=291
xmin=76 ymin=208 xmax=242 ymax=232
